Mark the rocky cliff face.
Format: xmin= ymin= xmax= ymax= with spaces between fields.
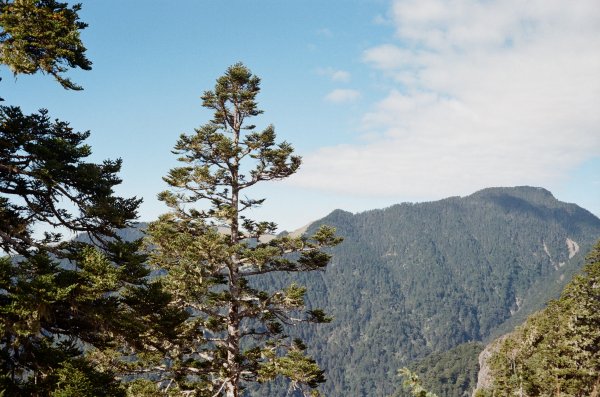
xmin=472 ymin=335 xmax=508 ymax=396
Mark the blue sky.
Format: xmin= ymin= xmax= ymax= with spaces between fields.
xmin=4 ymin=0 xmax=599 ymax=232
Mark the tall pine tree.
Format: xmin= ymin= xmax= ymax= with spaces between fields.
xmin=145 ymin=63 xmax=341 ymax=397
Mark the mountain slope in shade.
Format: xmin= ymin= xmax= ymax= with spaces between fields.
xmin=251 ymin=186 xmax=600 ymax=396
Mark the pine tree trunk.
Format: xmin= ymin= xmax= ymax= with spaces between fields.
xmin=226 ymin=138 xmax=241 ymax=397
xmin=225 ymin=262 xmax=241 ymax=397
xmin=590 ymin=375 xmax=600 ymax=397
xmin=226 ymin=292 xmax=240 ymax=397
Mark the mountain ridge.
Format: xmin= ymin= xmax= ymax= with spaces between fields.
xmin=97 ymin=186 xmax=600 ymax=396
xmin=262 ymin=186 xmax=600 ymax=396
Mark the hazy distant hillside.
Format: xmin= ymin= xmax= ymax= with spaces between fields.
xmin=250 ymin=186 xmax=600 ymax=397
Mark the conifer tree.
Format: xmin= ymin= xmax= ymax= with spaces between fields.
xmin=0 ymin=0 xmax=132 ymax=254
xmin=0 ymin=2 xmax=185 ymax=395
xmin=0 ymin=241 xmax=183 ymax=396
xmin=477 ymin=239 xmax=600 ymax=397
xmin=145 ymin=63 xmax=341 ymax=397
xmin=0 ymin=0 xmax=92 ymax=91
xmin=0 ymin=105 xmax=141 ymax=255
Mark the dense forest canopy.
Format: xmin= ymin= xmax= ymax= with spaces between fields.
xmin=475 ymin=240 xmax=600 ymax=397
xmin=254 ymin=187 xmax=600 ymax=396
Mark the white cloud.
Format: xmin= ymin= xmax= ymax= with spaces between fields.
xmin=362 ymin=44 xmax=415 ymax=70
xmin=325 ymin=89 xmax=361 ymax=103
xmin=292 ymin=0 xmax=600 ymax=200
xmin=317 ymin=67 xmax=351 ymax=82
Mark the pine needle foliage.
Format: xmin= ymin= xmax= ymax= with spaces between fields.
xmin=0 ymin=3 xmax=184 ymax=395
xmin=0 ymin=105 xmax=141 ymax=255
xmin=145 ymin=63 xmax=342 ymax=397
xmin=477 ymin=240 xmax=600 ymax=397
xmin=0 ymin=0 xmax=91 ymax=90
xmin=0 ymin=240 xmax=185 ymax=396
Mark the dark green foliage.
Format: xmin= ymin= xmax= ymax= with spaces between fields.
xmin=0 ymin=246 xmax=121 ymax=395
xmin=252 ymin=187 xmax=600 ymax=396
xmin=0 ymin=240 xmax=186 ymax=396
xmin=0 ymin=105 xmax=141 ymax=255
xmin=145 ymin=63 xmax=341 ymax=396
xmin=0 ymin=0 xmax=91 ymax=90
xmin=50 ymin=359 xmax=123 ymax=397
xmin=0 ymin=4 xmax=182 ymax=394
xmin=477 ymin=240 xmax=600 ymax=396
xmin=395 ymin=342 xmax=483 ymax=397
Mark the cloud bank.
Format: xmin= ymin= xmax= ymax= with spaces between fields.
xmin=292 ymin=0 xmax=600 ymax=199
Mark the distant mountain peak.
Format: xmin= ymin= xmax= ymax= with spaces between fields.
xmin=289 ymin=186 xmax=600 ymax=396
xmin=329 ymin=208 xmax=354 ymax=217
xmin=467 ymin=186 xmax=555 ymax=200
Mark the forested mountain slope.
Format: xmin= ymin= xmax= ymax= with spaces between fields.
xmin=106 ymin=187 xmax=600 ymax=396
xmin=253 ymin=186 xmax=600 ymax=396
xmin=474 ymin=240 xmax=600 ymax=396
xmin=399 ymin=341 xmax=484 ymax=397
